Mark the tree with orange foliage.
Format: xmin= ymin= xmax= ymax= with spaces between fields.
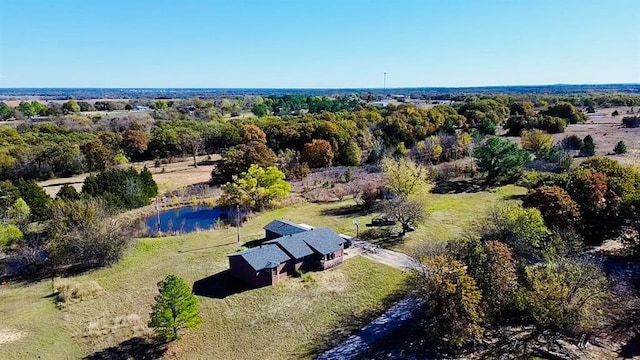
xmin=413 ymin=255 xmax=484 ymax=349
xmin=242 ymin=124 xmax=267 ymax=144
xmin=523 ymin=185 xmax=581 ymax=229
xmin=301 ymin=139 xmax=334 ymax=168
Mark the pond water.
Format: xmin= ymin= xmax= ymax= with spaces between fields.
xmin=145 ymin=206 xmax=236 ymax=234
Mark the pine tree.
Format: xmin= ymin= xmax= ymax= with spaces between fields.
xmin=613 ymin=141 xmax=627 ymax=155
xmin=580 ymin=135 xmax=595 ymax=156
xmin=149 ymin=275 xmax=201 ymax=341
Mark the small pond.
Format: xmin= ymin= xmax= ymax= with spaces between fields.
xmin=145 ymin=206 xmax=236 ymax=235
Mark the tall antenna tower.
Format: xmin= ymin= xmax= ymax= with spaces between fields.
xmin=383 ymin=72 xmax=386 ymax=95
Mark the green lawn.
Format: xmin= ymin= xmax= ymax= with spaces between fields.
xmin=0 ymin=184 xmax=524 ymax=359
xmin=398 ymin=184 xmax=527 ymax=254
xmin=0 ymin=205 xmax=406 ymax=360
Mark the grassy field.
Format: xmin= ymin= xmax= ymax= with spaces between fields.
xmin=0 ymin=183 xmax=524 ymax=359
xmin=0 ymin=202 xmax=407 ymax=360
xmin=397 ymin=184 xmax=526 ymax=254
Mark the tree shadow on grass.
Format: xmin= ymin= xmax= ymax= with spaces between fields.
xmin=192 ymin=269 xmax=252 ymax=299
xmin=432 ymin=179 xmax=492 ymax=194
xmin=620 ymin=332 xmax=640 ymax=359
xmin=320 ymin=204 xmax=372 ymax=217
xmin=503 ymin=193 xmax=527 ymax=201
xmin=83 ymin=336 xmax=167 ymax=360
xmin=367 ymin=234 xmax=406 ymax=249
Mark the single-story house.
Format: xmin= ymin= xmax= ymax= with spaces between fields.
xmin=228 ymin=222 xmax=346 ymax=287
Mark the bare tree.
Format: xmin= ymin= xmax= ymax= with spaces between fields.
xmin=382 ymin=197 xmax=426 ymax=236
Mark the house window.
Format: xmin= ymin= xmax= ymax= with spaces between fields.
xmin=326 ymin=252 xmax=335 ymax=260
xmin=271 ymin=268 xmax=277 ymax=276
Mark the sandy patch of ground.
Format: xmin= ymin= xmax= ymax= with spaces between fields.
xmin=38 ymin=155 xmax=218 ymax=197
xmin=506 ymin=106 xmax=640 ymax=165
xmin=560 ymin=107 xmax=640 ymax=162
xmin=0 ymin=328 xmax=26 ymax=345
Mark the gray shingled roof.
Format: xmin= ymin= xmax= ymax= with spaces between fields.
xmin=292 ymin=227 xmax=345 ymax=255
xmin=264 ymin=236 xmax=314 ymax=259
xmin=229 ymin=245 xmax=290 ymax=271
xmin=263 ymin=220 xmax=308 ymax=237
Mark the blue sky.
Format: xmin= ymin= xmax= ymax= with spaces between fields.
xmin=1 ymin=0 xmax=638 ymax=88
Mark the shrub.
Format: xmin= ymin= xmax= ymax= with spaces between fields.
xmin=48 ymin=198 xmax=127 ymax=268
xmin=542 ymin=116 xmax=567 ymax=134
xmin=579 ymin=135 xmax=595 ymax=157
xmin=56 ymin=184 xmax=80 ymax=201
xmin=355 ymin=187 xmax=380 ymax=209
xmin=611 ymin=110 xmax=619 ymax=117
xmin=483 ymin=204 xmax=550 ymax=259
xmin=560 ymin=135 xmax=583 ymax=151
xmin=523 ymin=186 xmax=581 ymax=230
xmin=613 ymin=141 xmax=627 ymax=154
xmin=296 ymin=270 xmax=316 ymax=283
xmin=0 ymin=224 xmax=23 ymax=247
xmin=541 ymin=102 xmax=586 ymax=124
xmin=15 ymin=179 xmax=53 ymax=221
xmin=517 ymin=259 xmax=609 ymax=334
xmin=622 ymin=116 xmax=640 ymax=128
xmin=521 ymin=129 xmax=553 ymax=153
xmin=622 ymin=193 xmax=640 ymax=255
xmin=477 ymin=118 xmax=497 ymax=135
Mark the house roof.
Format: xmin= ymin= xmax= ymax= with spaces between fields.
xmin=290 ymin=227 xmax=345 ymax=255
xmin=229 ymin=245 xmax=290 ymax=272
xmin=263 ymin=220 xmax=308 ymax=237
xmin=264 ymin=236 xmax=314 ymax=259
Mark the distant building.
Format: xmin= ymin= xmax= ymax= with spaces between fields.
xmin=430 ymin=100 xmax=454 ymax=105
xmin=406 ymin=99 xmax=426 ymax=105
xmin=228 ymin=222 xmax=347 ymax=288
xmin=133 ymin=105 xmax=150 ymax=111
xmin=372 ymin=101 xmax=388 ymax=108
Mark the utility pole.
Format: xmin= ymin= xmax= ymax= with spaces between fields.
xmin=156 ymin=197 xmax=161 ymax=233
xmin=236 ymin=204 xmax=240 ymax=244
xmin=352 ymin=220 xmax=359 ymax=238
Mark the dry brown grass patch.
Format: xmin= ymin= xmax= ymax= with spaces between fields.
xmin=84 ymin=313 xmax=152 ymax=339
xmin=54 ymin=279 xmax=104 ymax=304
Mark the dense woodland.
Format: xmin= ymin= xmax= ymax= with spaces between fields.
xmin=1 ymin=92 xmax=638 ymax=183
xmin=1 ymin=91 xmax=640 ymax=357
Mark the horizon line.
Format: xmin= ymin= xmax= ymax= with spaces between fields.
xmin=1 ymin=82 xmax=639 ymax=91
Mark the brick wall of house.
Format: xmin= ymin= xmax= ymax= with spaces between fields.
xmin=229 ymin=256 xmax=287 ymax=288
xmin=321 ymin=246 xmax=344 ymax=270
